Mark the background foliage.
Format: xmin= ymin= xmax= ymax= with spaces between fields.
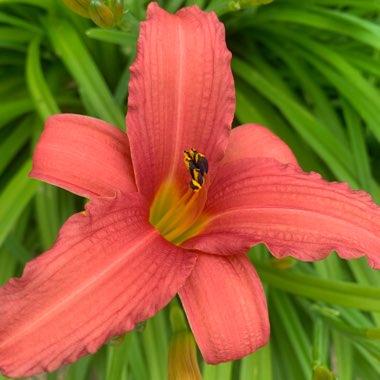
xmin=1 ymin=0 xmax=380 ymax=379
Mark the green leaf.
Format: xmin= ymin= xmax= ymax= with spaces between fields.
xmin=256 ymin=4 xmax=380 ymax=51
xmin=46 ymin=17 xmax=125 ymax=128
xmin=232 ymin=57 xmax=357 ymax=185
xmin=253 ymin=259 xmax=380 ymax=312
xmin=203 ymin=362 xmax=233 ymax=380
xmin=0 ymin=0 xmax=52 ymax=7
xmin=0 ymin=160 xmax=39 ymax=247
xmin=106 ymin=335 xmax=131 ymax=380
xmin=26 ymin=36 xmax=60 ymax=119
xmin=86 ymin=28 xmax=137 ymax=46
xmin=0 ymin=116 xmax=33 ymax=175
xmin=0 ymin=98 xmax=34 ymax=129
xmin=239 ymin=344 xmax=272 ymax=380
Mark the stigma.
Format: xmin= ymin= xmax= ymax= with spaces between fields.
xmin=184 ymin=148 xmax=208 ymax=191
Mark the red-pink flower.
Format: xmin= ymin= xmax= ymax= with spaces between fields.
xmin=1 ymin=3 xmax=380 ymax=377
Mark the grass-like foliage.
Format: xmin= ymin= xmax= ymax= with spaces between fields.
xmin=1 ymin=0 xmax=380 ymax=379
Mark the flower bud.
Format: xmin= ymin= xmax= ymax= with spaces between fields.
xmin=110 ymin=0 xmax=124 ymax=21
xmin=168 ymin=331 xmax=202 ymax=380
xmin=89 ymin=0 xmax=116 ymax=28
xmin=63 ymin=0 xmax=91 ymax=18
xmin=168 ymin=304 xmax=202 ymax=380
xmin=64 ymin=0 xmax=124 ymax=28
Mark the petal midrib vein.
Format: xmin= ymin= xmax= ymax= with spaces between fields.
xmin=169 ymin=20 xmax=184 ymax=179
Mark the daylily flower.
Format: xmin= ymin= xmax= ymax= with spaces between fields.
xmin=1 ymin=2 xmax=380 ymax=378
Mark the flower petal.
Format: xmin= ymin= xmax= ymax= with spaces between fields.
xmin=30 ymin=114 xmax=136 ymax=198
xmin=185 ymin=158 xmax=380 ymax=268
xmin=179 ymin=253 xmax=269 ymax=364
xmin=127 ymin=3 xmax=234 ymax=201
xmin=0 ymin=193 xmax=196 ymax=377
xmin=223 ymin=124 xmax=298 ymax=165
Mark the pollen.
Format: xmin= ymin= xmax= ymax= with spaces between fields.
xmin=184 ymin=148 xmax=208 ymax=191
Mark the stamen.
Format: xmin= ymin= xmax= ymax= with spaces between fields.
xmin=170 ymin=214 xmax=209 ymax=245
xmin=155 ymin=188 xmax=193 ymax=231
xmin=150 ymin=149 xmax=210 ymax=243
xmin=160 ymin=191 xmax=200 ymax=237
xmin=183 ymin=148 xmax=208 ymax=191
